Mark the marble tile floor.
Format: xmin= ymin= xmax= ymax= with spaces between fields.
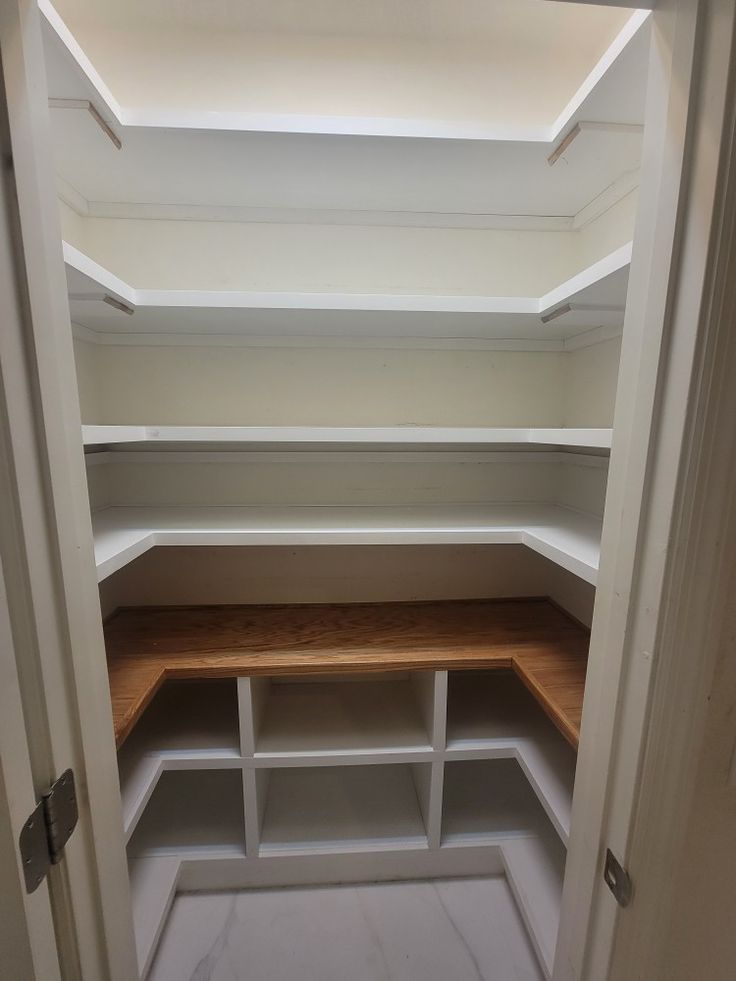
xmin=148 ymin=875 xmax=544 ymax=981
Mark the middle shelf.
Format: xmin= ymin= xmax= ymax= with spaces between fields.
xmin=92 ymin=502 xmax=602 ymax=584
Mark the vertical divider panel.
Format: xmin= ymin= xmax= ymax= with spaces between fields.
xmin=410 ymin=670 xmax=436 ymax=747
xmin=428 ymin=672 xmax=448 ymax=848
xmin=238 ymin=676 xmax=271 ymax=756
xmin=409 ymin=763 xmax=432 ymax=843
xmin=426 ymin=761 xmax=445 ymax=850
xmin=244 ymin=766 xmax=272 ymax=857
xmin=432 ymin=671 xmax=448 ymax=750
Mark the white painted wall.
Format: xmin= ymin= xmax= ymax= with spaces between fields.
xmin=73 ymin=343 xmax=570 ymax=426
xmin=60 ymin=214 xmax=581 ymax=296
xmin=73 ymin=334 xmax=622 ymax=429
xmin=575 ymin=189 xmax=639 ymax=266
xmin=73 ymin=336 xmax=100 ymax=420
xmin=96 ymin=543 xmax=596 ymax=626
xmin=564 ymin=336 xmax=622 ymax=427
xmin=58 ymin=185 xmax=636 ymax=296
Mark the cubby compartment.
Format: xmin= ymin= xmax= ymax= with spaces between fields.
xmin=446 ymin=671 xmax=577 ymax=842
xmin=126 ymin=768 xmax=246 ymax=858
xmin=118 ymin=678 xmax=240 ymax=755
xmin=441 ymin=758 xmax=552 ymax=846
xmin=249 ymin=673 xmax=437 ymax=758
xmin=257 ymin=762 xmax=432 ymax=854
xmin=117 ymin=679 xmax=241 ymax=840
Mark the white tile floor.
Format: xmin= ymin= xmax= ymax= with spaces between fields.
xmin=148 ymin=876 xmax=544 ymax=981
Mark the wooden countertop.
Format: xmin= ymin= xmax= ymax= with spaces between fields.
xmin=104 ymin=598 xmax=589 ymax=750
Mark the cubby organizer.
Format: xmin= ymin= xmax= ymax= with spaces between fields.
xmin=110 ymin=598 xmax=584 ymax=979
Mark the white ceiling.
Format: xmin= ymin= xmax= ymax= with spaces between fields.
xmin=52 ymin=0 xmax=630 ymax=44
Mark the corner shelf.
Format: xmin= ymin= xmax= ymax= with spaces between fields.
xmin=65 ymin=240 xmax=631 ymax=344
xmin=82 ymin=424 xmax=612 ymax=452
xmin=116 ymin=680 xmax=241 ymax=841
xmin=502 ymin=830 xmax=566 ymax=979
xmin=91 ymin=503 xmax=602 ymax=584
xmin=105 ymin=599 xmax=588 ymax=750
xmin=126 ymin=768 xmax=246 ymax=859
xmin=446 ymin=672 xmax=576 ymax=843
xmin=441 ymin=758 xmax=551 ymax=846
xmin=127 ymin=856 xmax=180 ymax=978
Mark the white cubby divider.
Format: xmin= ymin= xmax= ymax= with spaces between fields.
xmin=119 ymin=667 xmax=574 ymax=977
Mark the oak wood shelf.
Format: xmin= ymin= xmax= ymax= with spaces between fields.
xmin=104 ymin=598 xmax=588 ymax=750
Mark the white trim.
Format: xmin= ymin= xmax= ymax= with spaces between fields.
xmin=71 ymin=324 xmax=570 ymax=352
xmin=83 ymin=200 xmax=576 ymax=232
xmin=562 ymin=325 xmax=624 ymax=352
xmin=554 ymin=1 xmax=717 ymax=978
xmin=572 ymin=174 xmax=639 ymax=231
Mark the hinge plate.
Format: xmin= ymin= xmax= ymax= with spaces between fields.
xmin=19 ymin=799 xmax=49 ymax=894
xmin=604 ymin=848 xmax=633 ymax=907
xmin=19 ymin=769 xmax=78 ymax=894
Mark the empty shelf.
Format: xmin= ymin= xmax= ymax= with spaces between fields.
xmin=65 ymin=241 xmax=631 ymax=344
xmin=91 ymin=503 xmax=602 ymax=583
xmin=254 ymin=677 xmax=432 ymax=757
xmin=128 ymin=856 xmax=180 ymax=978
xmin=441 ymin=758 xmax=551 ymax=845
xmin=126 ymin=769 xmax=246 ymax=858
xmin=259 ymin=763 xmax=430 ymax=854
xmin=117 ymin=680 xmax=241 ymax=839
xmin=104 ymin=599 xmax=588 ymax=750
xmin=82 ymin=424 xmax=612 ymax=452
xmin=502 ymin=831 xmax=566 ymax=979
xmin=446 ymin=672 xmax=577 ymax=842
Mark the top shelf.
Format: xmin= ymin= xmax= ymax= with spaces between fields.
xmin=43 ymin=2 xmax=649 ymax=220
xmin=41 ymin=1 xmax=649 ymax=144
xmin=82 ymin=425 xmax=612 ymax=453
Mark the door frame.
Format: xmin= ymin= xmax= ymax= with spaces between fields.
xmin=0 ymin=0 xmax=137 ymax=978
xmin=555 ymin=0 xmax=736 ymax=977
xmin=2 ymin=0 xmax=735 ymax=978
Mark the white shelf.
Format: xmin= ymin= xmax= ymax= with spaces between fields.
xmin=502 ymin=832 xmax=566 ymax=979
xmin=66 ymin=241 xmax=631 ymax=344
xmin=446 ymin=673 xmax=576 ymax=843
xmin=91 ymin=502 xmax=602 ymax=584
xmin=126 ymin=769 xmax=246 ymax=858
xmin=117 ymin=681 xmax=241 ymax=841
xmin=254 ymin=677 xmax=433 ymax=758
xmin=128 ymin=856 xmax=180 ymax=978
xmin=41 ymin=2 xmax=648 ymax=144
xmin=259 ymin=763 xmax=430 ymax=854
xmin=42 ymin=6 xmax=648 ymax=219
xmin=82 ymin=424 xmax=612 ymax=452
xmin=441 ymin=758 xmax=550 ymax=846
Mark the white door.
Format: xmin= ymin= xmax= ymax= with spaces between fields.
xmin=0 ymin=0 xmax=137 ymax=977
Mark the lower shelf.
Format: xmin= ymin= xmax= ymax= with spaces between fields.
xmin=92 ymin=502 xmax=601 ymax=584
xmin=258 ymin=763 xmax=431 ymax=854
xmin=441 ymin=758 xmax=551 ymax=846
xmin=128 ymin=856 xmax=179 ymax=978
xmin=127 ymin=769 xmax=246 ymax=859
xmin=502 ymin=831 xmax=566 ymax=979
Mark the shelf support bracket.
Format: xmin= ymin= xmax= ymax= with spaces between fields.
xmin=48 ymin=98 xmax=122 ymax=150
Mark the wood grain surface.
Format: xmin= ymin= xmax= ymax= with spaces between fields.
xmin=104 ymin=598 xmax=588 ymax=749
